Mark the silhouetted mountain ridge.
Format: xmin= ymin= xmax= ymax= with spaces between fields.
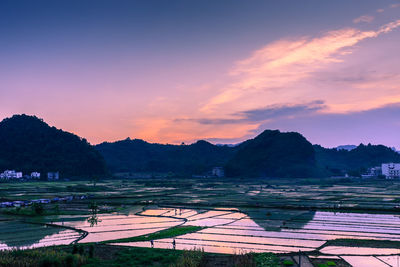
xmin=0 ymin=114 xmax=107 ymax=177
xmin=96 ymin=138 xmax=235 ymax=174
xmin=1 ymin=114 xmax=399 ymax=178
xmin=315 ymin=143 xmax=400 ymax=176
xmin=225 ymin=130 xmax=318 ymax=177
xmin=97 ymin=130 xmax=400 ymax=178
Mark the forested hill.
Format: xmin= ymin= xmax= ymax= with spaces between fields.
xmin=225 ymin=130 xmax=319 ymax=178
xmin=0 ymin=114 xmax=107 ymax=177
xmin=96 ymin=130 xmax=323 ymax=178
xmin=315 ymin=144 xmax=400 ymax=176
xmin=96 ymin=138 xmax=235 ymax=174
xmin=2 ymin=114 xmax=399 ymax=179
xmin=97 ymin=130 xmax=400 ymax=178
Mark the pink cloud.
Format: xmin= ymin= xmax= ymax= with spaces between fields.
xmin=353 ymin=15 xmax=375 ymax=24
xmin=202 ymin=19 xmax=400 ymax=114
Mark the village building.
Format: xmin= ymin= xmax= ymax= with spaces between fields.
xmin=31 ymin=172 xmax=41 ymax=179
xmin=382 ymin=163 xmax=400 ymax=179
xmin=212 ymin=167 xmax=225 ymax=178
xmin=0 ymin=170 xmax=23 ymax=180
xmin=47 ymin=172 xmax=60 ymax=180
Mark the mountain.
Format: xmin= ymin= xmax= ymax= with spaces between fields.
xmin=2 ymin=114 xmax=398 ymax=179
xmin=96 ymin=139 xmax=235 ymax=175
xmin=225 ymin=130 xmax=319 ymax=178
xmin=0 ymin=114 xmax=107 ymax=178
xmin=96 ymin=129 xmax=322 ymax=178
xmin=315 ymin=144 xmax=400 ymax=176
xmin=96 ymin=128 xmax=400 ymax=178
xmin=336 ymin=145 xmax=357 ymax=151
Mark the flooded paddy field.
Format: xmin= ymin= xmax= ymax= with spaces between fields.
xmin=0 ymin=220 xmax=81 ymax=250
xmin=3 ymin=178 xmax=400 ymax=211
xmin=2 ymin=178 xmax=400 ymax=266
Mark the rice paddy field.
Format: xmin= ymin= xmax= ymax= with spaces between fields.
xmin=2 ymin=177 xmax=400 ymax=266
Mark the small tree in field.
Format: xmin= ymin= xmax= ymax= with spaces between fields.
xmin=32 ymin=203 xmax=44 ymax=215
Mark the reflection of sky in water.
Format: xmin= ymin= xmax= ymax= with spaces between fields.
xmin=113 ymin=208 xmax=400 ymax=256
xmin=0 ymin=221 xmax=80 ymax=250
xmin=341 ymin=256 xmax=390 ymax=267
xmin=56 ymin=213 xmax=184 ymax=243
xmin=5 ymin=208 xmax=400 ymax=258
xmin=321 ymin=246 xmax=400 ymax=255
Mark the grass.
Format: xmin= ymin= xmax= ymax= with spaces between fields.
xmin=317 ymin=262 xmax=336 ymax=267
xmin=169 ymin=249 xmax=204 ymax=267
xmin=82 ymin=246 xmax=193 ymax=267
xmin=283 ymin=259 xmax=295 ymax=266
xmin=106 ymin=225 xmax=204 ymax=243
xmin=0 ymin=247 xmax=88 ymax=267
xmin=0 ymin=243 xmax=283 ymax=267
xmin=253 ymin=253 xmax=280 ymax=267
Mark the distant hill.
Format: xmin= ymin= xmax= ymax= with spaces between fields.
xmin=315 ymin=144 xmax=400 ymax=176
xmin=0 ymin=114 xmax=107 ymax=178
xmin=97 ymin=129 xmax=400 ymax=178
xmin=96 ymin=139 xmax=235 ymax=175
xmin=225 ymin=130 xmax=320 ymax=178
xmin=97 ymin=130 xmax=323 ymax=178
xmin=336 ymin=145 xmax=357 ymax=151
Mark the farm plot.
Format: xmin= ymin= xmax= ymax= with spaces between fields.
xmin=112 ymin=207 xmax=400 ymax=257
xmin=0 ymin=220 xmax=80 ymax=250
xmin=52 ymin=212 xmax=184 ymax=243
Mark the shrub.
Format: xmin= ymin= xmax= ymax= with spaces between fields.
xmin=72 ymin=244 xmax=78 ymax=254
xmin=32 ymin=203 xmax=44 ymax=215
xmin=169 ymin=249 xmax=204 ymax=267
xmin=233 ymin=252 xmax=254 ymax=267
xmin=254 ymin=253 xmax=280 ymax=267
xmin=283 ymin=259 xmax=295 ymax=266
xmin=0 ymin=248 xmax=88 ymax=267
xmin=78 ymin=245 xmax=84 ymax=255
xmin=89 ymin=245 xmax=95 ymax=258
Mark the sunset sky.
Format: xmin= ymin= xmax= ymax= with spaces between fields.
xmin=1 ymin=0 xmax=400 ymax=148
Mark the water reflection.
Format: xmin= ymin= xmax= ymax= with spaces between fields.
xmin=54 ymin=212 xmax=184 ymax=243
xmin=5 ymin=206 xmax=400 ymax=257
xmin=0 ymin=221 xmax=80 ymax=250
xmin=115 ymin=208 xmax=400 ymax=256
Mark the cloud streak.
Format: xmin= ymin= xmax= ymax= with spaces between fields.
xmin=353 ymin=15 xmax=374 ymax=24
xmin=178 ymin=100 xmax=325 ymax=125
xmin=202 ymin=19 xmax=400 ymax=113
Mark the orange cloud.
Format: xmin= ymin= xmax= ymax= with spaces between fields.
xmin=202 ymin=19 xmax=400 ymax=113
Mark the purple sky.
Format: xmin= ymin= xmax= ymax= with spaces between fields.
xmin=1 ymin=0 xmax=400 ymax=148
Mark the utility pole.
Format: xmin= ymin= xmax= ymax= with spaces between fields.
xmin=299 ymin=250 xmax=301 ymax=267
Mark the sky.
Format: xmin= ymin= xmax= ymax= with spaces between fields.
xmin=1 ymin=0 xmax=400 ymax=148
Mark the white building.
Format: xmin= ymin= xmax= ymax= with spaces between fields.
xmin=382 ymin=163 xmax=400 ymax=179
xmin=47 ymin=172 xmax=59 ymax=180
xmin=0 ymin=170 xmax=23 ymax=179
xmin=212 ymin=167 xmax=225 ymax=178
xmin=361 ymin=166 xmax=382 ymax=178
xmin=31 ymin=172 xmax=41 ymax=179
